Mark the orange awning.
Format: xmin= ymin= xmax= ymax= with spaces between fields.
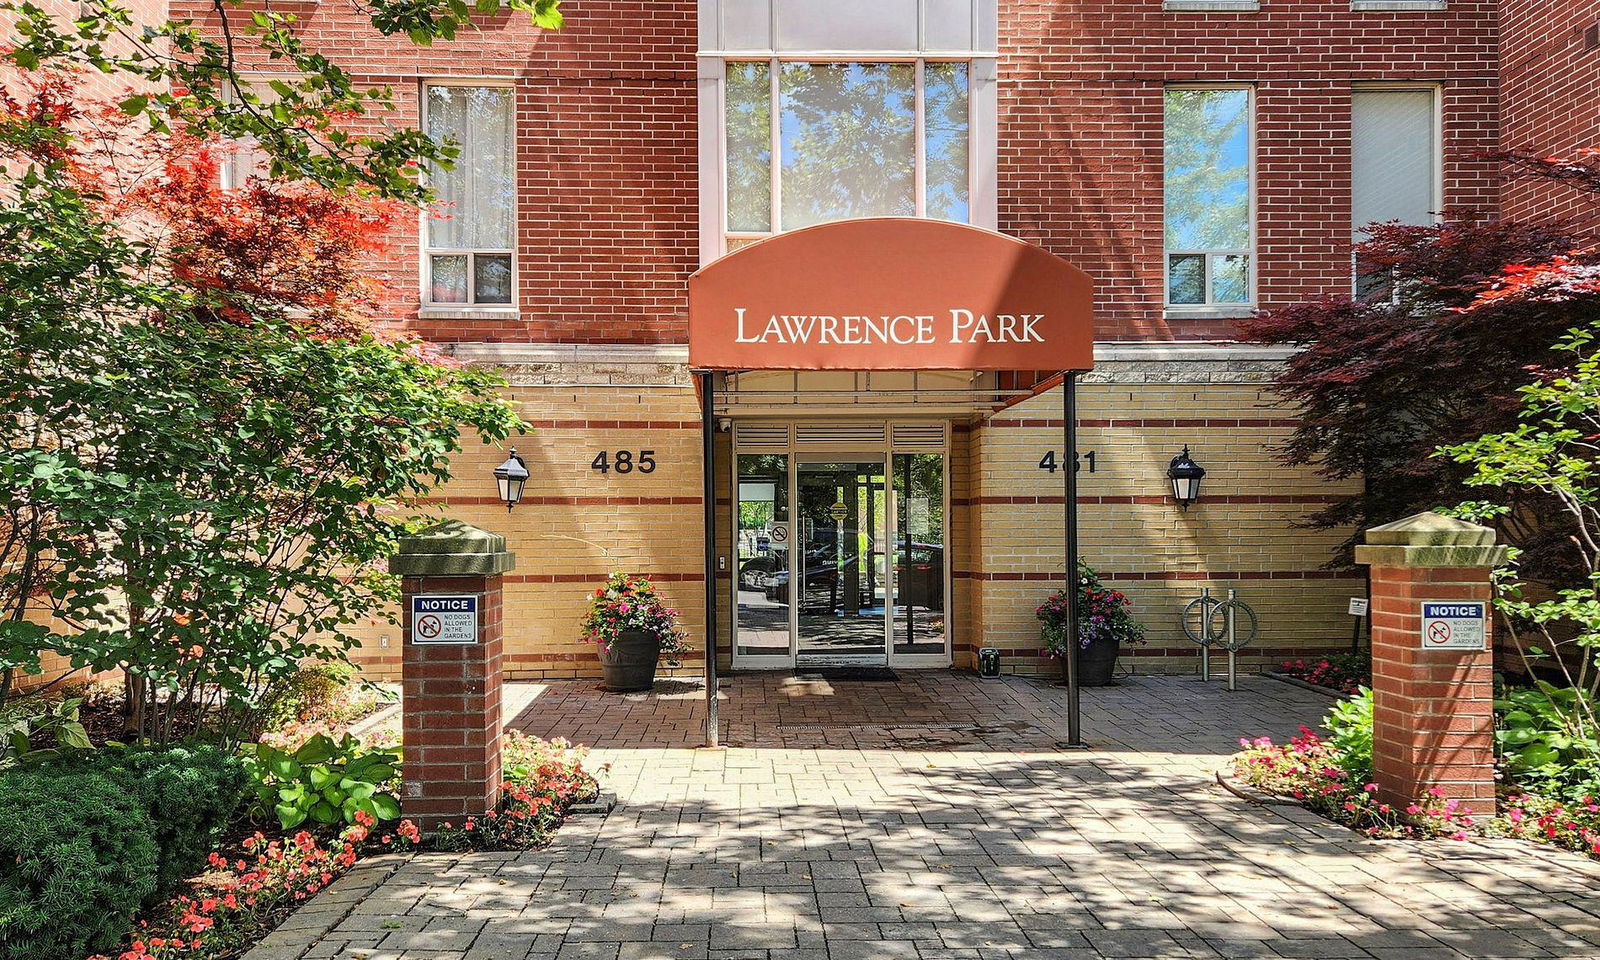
xmin=688 ymin=218 xmax=1094 ymax=373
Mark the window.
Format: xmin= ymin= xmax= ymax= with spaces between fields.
xmin=1164 ymin=87 xmax=1253 ymax=307
xmin=1352 ymin=88 xmax=1437 ymax=235
xmin=1352 ymin=87 xmax=1438 ymax=296
xmin=219 ymin=77 xmax=282 ymax=190
xmin=724 ymin=60 xmax=969 ymax=246
xmin=423 ymin=84 xmax=516 ymax=306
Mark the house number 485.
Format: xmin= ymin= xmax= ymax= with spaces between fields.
xmin=591 ymin=450 xmax=657 ymax=475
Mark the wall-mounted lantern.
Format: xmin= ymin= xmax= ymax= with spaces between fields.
xmin=1167 ymin=446 xmax=1206 ymax=511
xmin=493 ymin=449 xmax=529 ymax=511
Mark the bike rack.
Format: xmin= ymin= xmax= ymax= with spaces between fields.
xmin=1182 ymin=587 xmax=1259 ymax=690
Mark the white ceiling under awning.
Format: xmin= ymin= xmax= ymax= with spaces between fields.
xmin=716 ymin=369 xmax=1022 ymax=420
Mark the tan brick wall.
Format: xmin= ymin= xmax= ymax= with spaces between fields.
xmin=346 ymin=356 xmax=1362 ymax=683
xmin=346 ymin=369 xmax=708 ymax=681
xmin=964 ymin=367 xmax=1363 ymax=678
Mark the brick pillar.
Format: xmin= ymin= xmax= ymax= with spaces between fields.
xmin=1355 ymin=513 xmax=1507 ymax=816
xmin=389 ymin=520 xmax=515 ymax=834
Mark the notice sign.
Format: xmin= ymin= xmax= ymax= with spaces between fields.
xmin=411 ymin=595 xmax=478 ymax=645
xmin=1419 ymin=601 xmax=1487 ymax=650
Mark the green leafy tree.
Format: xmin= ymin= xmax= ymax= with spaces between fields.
xmin=0 ymin=77 xmax=523 ymax=742
xmin=5 ymin=0 xmax=563 ymax=201
xmin=1443 ymin=324 xmax=1600 ymax=692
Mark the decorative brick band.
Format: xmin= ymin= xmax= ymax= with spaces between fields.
xmin=522 ymin=419 xmax=703 ymax=429
xmin=430 ymin=495 xmax=703 ymax=507
xmin=954 ymin=494 xmax=1343 ymax=506
xmin=954 ymin=569 xmax=1359 ymax=582
xmin=506 ymin=572 xmax=705 ymax=584
xmin=980 ymin=417 xmax=1300 ymax=429
xmin=507 ymin=650 xmax=705 ymax=664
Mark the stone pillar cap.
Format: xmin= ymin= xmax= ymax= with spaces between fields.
xmin=1365 ymin=512 xmax=1498 ymax=547
xmin=1355 ymin=512 xmax=1507 ymax=569
xmin=390 ymin=520 xmax=516 ymax=577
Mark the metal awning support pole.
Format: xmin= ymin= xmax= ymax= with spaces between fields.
xmin=700 ymin=371 xmax=720 ymax=749
xmin=1063 ymin=370 xmax=1083 ymax=747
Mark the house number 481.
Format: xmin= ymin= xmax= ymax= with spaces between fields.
xmin=1038 ymin=451 xmax=1096 ymax=474
xmin=591 ymin=450 xmax=657 ymax=475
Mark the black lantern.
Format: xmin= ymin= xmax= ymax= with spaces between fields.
xmin=493 ymin=449 xmax=529 ymax=511
xmin=1167 ymin=446 xmax=1206 ymax=510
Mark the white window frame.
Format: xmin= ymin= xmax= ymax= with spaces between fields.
xmin=418 ymin=78 xmax=518 ymax=311
xmin=219 ymin=74 xmax=291 ymax=192
xmin=1350 ymin=83 xmax=1443 ymax=295
xmin=698 ymin=0 xmax=999 ymax=265
xmin=1163 ymin=83 xmax=1258 ymax=316
xmin=728 ymin=421 xmax=954 ymax=671
xmin=720 ymin=58 xmax=977 ymax=251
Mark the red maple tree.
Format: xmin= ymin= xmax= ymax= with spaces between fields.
xmin=1239 ymin=154 xmax=1600 ymax=582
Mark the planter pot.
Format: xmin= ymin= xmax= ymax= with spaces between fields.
xmin=597 ymin=629 xmax=661 ymax=692
xmin=1060 ymin=635 xmax=1121 ymax=687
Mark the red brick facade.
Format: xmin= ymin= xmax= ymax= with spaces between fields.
xmin=1499 ymin=0 xmax=1600 ymax=231
xmin=157 ymin=2 xmax=1594 ymax=688
xmin=997 ymin=1 xmax=1501 ymax=341
xmin=399 ymin=574 xmax=505 ymax=831
xmin=170 ymin=0 xmax=1517 ymax=345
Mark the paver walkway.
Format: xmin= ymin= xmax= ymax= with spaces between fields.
xmin=254 ymin=674 xmax=1600 ymax=960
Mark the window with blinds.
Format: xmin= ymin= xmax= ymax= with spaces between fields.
xmin=1352 ymin=87 xmax=1439 ymax=238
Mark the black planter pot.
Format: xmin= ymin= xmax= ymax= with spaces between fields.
xmin=1061 ymin=635 xmax=1121 ymax=687
xmin=597 ymin=629 xmax=661 ymax=692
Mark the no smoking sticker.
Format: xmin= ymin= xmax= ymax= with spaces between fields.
xmin=411 ymin=595 xmax=478 ymax=645
xmin=1419 ymin=601 xmax=1487 ymax=650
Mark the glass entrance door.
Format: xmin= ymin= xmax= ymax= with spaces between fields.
xmin=795 ymin=458 xmax=889 ymax=665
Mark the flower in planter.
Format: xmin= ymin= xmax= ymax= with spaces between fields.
xmin=579 ymin=572 xmax=690 ymax=665
xmin=1035 ymin=562 xmax=1146 ymax=657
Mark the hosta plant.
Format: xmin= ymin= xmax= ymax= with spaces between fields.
xmin=1496 ymin=681 xmax=1600 ymax=801
xmin=244 ymin=733 xmax=401 ymax=829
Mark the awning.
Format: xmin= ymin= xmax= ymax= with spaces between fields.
xmin=687 ymin=217 xmax=1096 ymax=753
xmin=688 ymin=217 xmax=1095 ymax=373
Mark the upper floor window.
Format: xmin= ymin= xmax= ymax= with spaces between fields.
xmin=724 ymin=59 xmax=970 ymax=248
xmin=220 ymin=77 xmax=279 ymax=190
xmin=423 ymin=83 xmax=516 ymax=306
xmin=1164 ymin=86 xmax=1254 ymax=308
xmin=1352 ymin=87 xmax=1438 ymax=235
xmin=1352 ymin=86 xmax=1439 ymax=296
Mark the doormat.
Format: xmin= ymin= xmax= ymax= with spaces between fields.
xmin=795 ymin=667 xmax=900 ymax=682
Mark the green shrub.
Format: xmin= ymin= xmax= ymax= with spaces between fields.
xmin=257 ymin=661 xmax=388 ymax=734
xmin=0 ymin=768 xmax=158 ymax=960
xmin=1324 ymin=687 xmax=1374 ymax=784
xmin=1496 ymin=682 xmax=1600 ymax=801
xmin=37 ymin=745 xmax=248 ymax=903
xmin=245 ymin=732 xmax=401 ymax=829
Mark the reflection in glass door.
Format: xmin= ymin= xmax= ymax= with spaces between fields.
xmin=795 ymin=459 xmax=888 ymax=665
xmin=893 ymin=453 xmax=946 ymax=658
xmin=735 ymin=454 xmax=792 ymax=665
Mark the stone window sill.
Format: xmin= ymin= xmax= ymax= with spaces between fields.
xmin=1164 ymin=305 xmax=1258 ymax=321
xmin=417 ymin=306 xmax=522 ymax=321
xmin=1163 ymin=0 xmax=1260 ymax=11
xmin=1351 ymin=0 xmax=1445 ymax=9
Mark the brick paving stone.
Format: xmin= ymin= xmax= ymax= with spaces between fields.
xmin=245 ymin=675 xmax=1600 ymax=960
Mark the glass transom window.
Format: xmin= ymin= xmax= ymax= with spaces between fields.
xmin=424 ymin=84 xmax=516 ymax=306
xmin=725 ymin=59 xmax=969 ymax=247
xmin=1164 ymin=87 xmax=1253 ymax=307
